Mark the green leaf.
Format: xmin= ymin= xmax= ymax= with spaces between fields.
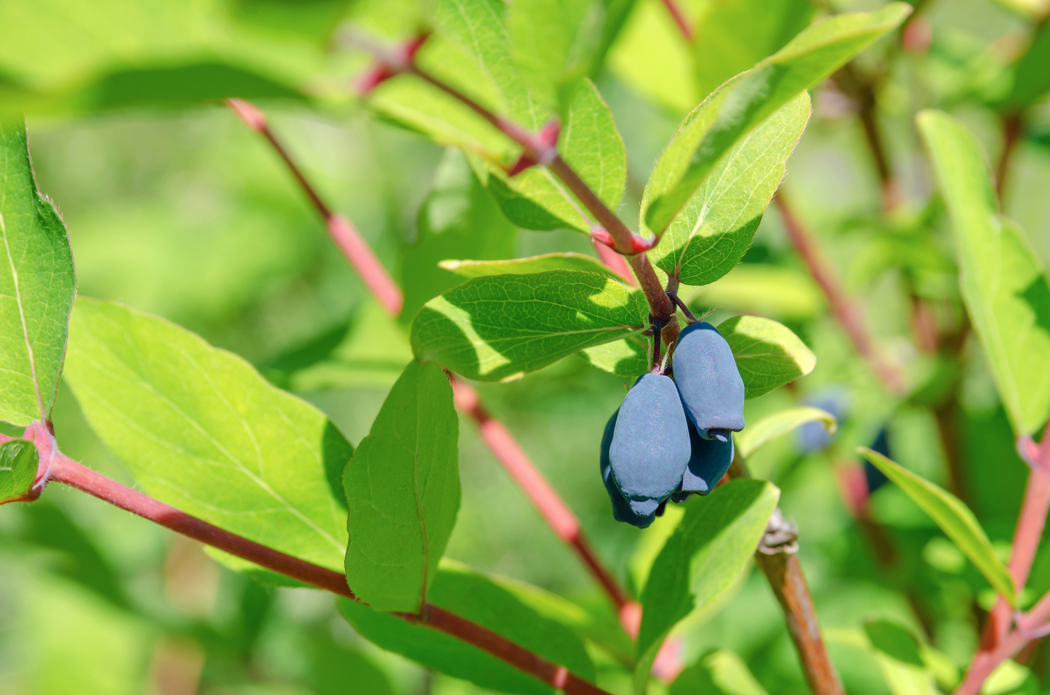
xmin=338 ymin=564 xmax=596 ymax=695
xmin=670 ymin=649 xmax=770 ymax=695
xmin=716 ymin=315 xmax=816 ymax=398
xmin=0 ymin=438 xmax=37 ymax=503
xmin=644 ymin=4 xmax=910 ymax=234
xmin=440 ymin=252 xmax=621 ymax=280
xmin=411 ymin=269 xmax=647 ymax=381
xmin=475 ymin=79 xmax=627 ymax=232
xmin=691 ymin=0 xmax=814 ymax=101
xmin=646 ymin=92 xmax=810 ymax=286
xmin=859 ymin=447 xmax=1015 ymax=605
xmin=344 ymin=361 xmax=459 ymax=613
xmin=575 ymin=332 xmax=650 ymax=378
xmin=508 ymin=0 xmax=597 ymax=109
xmin=1001 ymin=23 xmax=1050 ymax=109
xmin=63 ymin=298 xmax=353 ymax=572
xmin=636 ymin=479 xmax=779 ymax=690
xmin=863 ymin=620 xmax=937 ymax=695
xmin=432 ymin=0 xmax=549 ymax=129
xmin=0 ymin=119 xmax=76 ymax=426
xmin=402 ymin=149 xmax=517 ymax=322
xmin=736 ymin=406 xmax=836 ymax=459
xmin=918 ymin=110 xmax=1050 ymax=437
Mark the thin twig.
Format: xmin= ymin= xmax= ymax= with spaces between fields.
xmin=658 ymin=0 xmax=695 ymax=42
xmin=775 ymin=192 xmax=904 ymax=393
xmin=954 ymin=421 xmax=1050 ymax=695
xmin=996 ymin=113 xmax=1023 ymax=203
xmin=47 ymin=453 xmax=611 ymax=695
xmin=228 ymin=99 xmax=637 ymax=627
xmin=728 ymin=451 xmax=845 ymax=695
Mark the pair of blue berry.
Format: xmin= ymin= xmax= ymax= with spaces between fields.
xmin=600 ymin=322 xmax=746 ymax=528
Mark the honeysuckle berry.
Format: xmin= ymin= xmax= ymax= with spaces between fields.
xmin=796 ymin=387 xmax=849 ymax=454
xmin=864 ymin=429 xmax=891 ymax=493
xmin=601 ymin=374 xmax=691 ymax=526
xmin=671 ymin=322 xmax=745 ymax=440
xmin=672 ymin=421 xmax=735 ymax=502
xmin=599 ymin=409 xmax=654 ymax=528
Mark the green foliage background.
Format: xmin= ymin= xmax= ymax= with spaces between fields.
xmin=1 ymin=0 xmax=1050 ymax=693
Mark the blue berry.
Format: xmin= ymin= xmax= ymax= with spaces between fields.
xmin=672 ymin=421 xmax=735 ymax=502
xmin=672 ymin=322 xmax=745 ymax=440
xmin=599 ymin=409 xmax=654 ymax=528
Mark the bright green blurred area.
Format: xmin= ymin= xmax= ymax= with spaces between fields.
xmin=2 ymin=0 xmax=1050 ymax=693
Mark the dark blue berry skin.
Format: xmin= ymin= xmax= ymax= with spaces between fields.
xmin=608 ymin=374 xmax=692 ymax=519
xmin=672 ymin=322 xmax=745 ymax=440
xmin=600 ymin=409 xmax=655 ymax=528
xmin=672 ymin=421 xmax=735 ymax=502
xmin=864 ymin=429 xmax=891 ymax=493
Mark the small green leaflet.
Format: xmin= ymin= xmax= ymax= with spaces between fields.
xmin=344 ymin=361 xmax=460 ymax=614
xmin=0 ymin=439 xmax=37 ymax=503
xmin=411 ymin=269 xmax=647 ymax=381
xmin=644 ymin=4 xmax=910 ymax=234
xmin=636 ymin=479 xmax=779 ymax=693
xmin=717 ymin=315 xmax=816 ymax=398
xmin=863 ymin=620 xmax=938 ymax=695
xmin=917 ymin=110 xmax=1050 ymax=437
xmin=646 ymin=92 xmax=810 ymax=286
xmin=0 ymin=119 xmax=76 ymax=426
xmin=440 ymin=252 xmax=621 ymax=280
xmin=736 ymin=406 xmax=836 ymax=459
xmin=508 ymin=0 xmax=598 ymax=110
xmin=859 ymin=447 xmax=1015 ymax=606
xmin=339 ymin=564 xmax=596 ymax=695
xmin=63 ymin=298 xmax=354 ymax=572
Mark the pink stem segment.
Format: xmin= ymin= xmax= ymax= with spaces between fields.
xmin=47 ymin=453 xmax=611 ymax=695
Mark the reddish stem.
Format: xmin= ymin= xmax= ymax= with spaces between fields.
xmin=996 ymin=113 xmax=1023 ymax=203
xmin=449 ymin=377 xmax=639 ymax=622
xmin=775 ymin=193 xmax=904 ymax=393
xmin=226 ymin=99 xmax=403 ymax=316
xmin=658 ymin=0 xmax=695 ymax=41
xmin=228 ymin=98 xmax=636 ymax=625
xmin=47 ymin=453 xmax=611 ymax=695
xmin=591 ymin=237 xmax=637 ymax=286
xmin=955 ymin=422 xmax=1050 ymax=695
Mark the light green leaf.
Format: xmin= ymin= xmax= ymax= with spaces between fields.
xmin=670 ymin=649 xmax=770 ymax=695
xmin=403 ymin=149 xmax=517 ymax=322
xmin=686 ymin=265 xmax=825 ymax=320
xmin=475 ymin=79 xmax=627 ymax=232
xmin=344 ymin=361 xmax=459 ymax=613
xmin=692 ymin=0 xmax=813 ymax=101
xmin=575 ymin=332 xmax=650 ymax=378
xmin=647 ymin=92 xmax=810 ymax=286
xmin=716 ymin=315 xmax=815 ymax=398
xmin=863 ymin=620 xmax=937 ymax=695
xmin=63 ymin=298 xmax=353 ymax=572
xmin=644 ymin=4 xmax=910 ymax=234
xmin=736 ymin=406 xmax=836 ymax=459
xmin=440 ymin=252 xmax=621 ymax=280
xmin=917 ymin=110 xmax=1050 ymax=437
xmin=636 ymin=480 xmax=779 ymax=691
xmin=0 ymin=119 xmax=76 ymax=426
xmin=338 ymin=564 xmax=596 ymax=695
xmin=859 ymin=447 xmax=1015 ymax=605
xmin=0 ymin=438 xmax=37 ymax=503
xmin=508 ymin=0 xmax=597 ymax=109
xmin=411 ymin=269 xmax=647 ymax=381
xmin=432 ymin=0 xmax=549 ymax=129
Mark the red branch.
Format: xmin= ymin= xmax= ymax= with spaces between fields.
xmin=955 ymin=421 xmax=1050 ymax=695
xmin=775 ymin=193 xmax=904 ymax=393
xmin=658 ymin=0 xmax=695 ymax=42
xmin=47 ymin=453 xmax=610 ymax=695
xmin=227 ymin=99 xmax=403 ymax=316
xmin=227 ymin=99 xmax=637 ymax=627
